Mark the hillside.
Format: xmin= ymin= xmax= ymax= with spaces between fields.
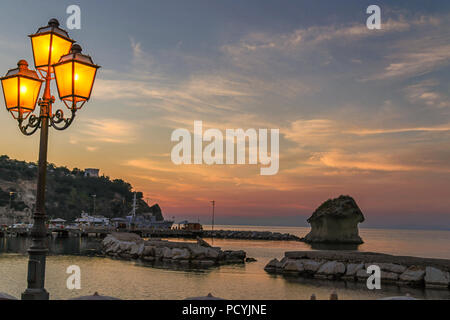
xmin=0 ymin=155 xmax=163 ymax=223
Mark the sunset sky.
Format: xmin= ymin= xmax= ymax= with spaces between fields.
xmin=0 ymin=0 xmax=449 ymax=229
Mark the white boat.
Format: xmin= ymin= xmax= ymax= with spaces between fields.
xmin=74 ymin=211 xmax=110 ymax=227
xmin=48 ymin=218 xmax=66 ymax=230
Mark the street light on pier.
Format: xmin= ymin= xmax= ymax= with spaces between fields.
xmin=9 ymin=192 xmax=15 ymax=211
xmin=0 ymin=18 xmax=100 ymax=300
xmin=92 ymin=194 xmax=97 ymax=215
xmin=210 ymin=200 xmax=215 ymax=232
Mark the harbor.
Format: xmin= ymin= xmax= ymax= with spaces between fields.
xmin=1 ymin=193 xmax=301 ymax=241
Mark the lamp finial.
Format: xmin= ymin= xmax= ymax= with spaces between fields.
xmin=48 ymin=18 xmax=60 ymax=27
xmin=70 ymin=44 xmax=82 ymax=54
xmin=17 ymin=60 xmax=29 ymax=70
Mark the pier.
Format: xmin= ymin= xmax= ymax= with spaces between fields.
xmin=2 ymin=226 xmax=301 ymax=241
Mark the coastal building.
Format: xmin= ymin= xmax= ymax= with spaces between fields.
xmin=176 ymin=220 xmax=203 ymax=231
xmin=84 ymin=168 xmax=99 ymax=178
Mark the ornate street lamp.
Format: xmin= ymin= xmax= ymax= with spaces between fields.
xmin=1 ymin=60 xmax=43 ymax=120
xmin=29 ymin=18 xmax=74 ymax=73
xmin=0 ymin=18 xmax=100 ymax=300
xmin=54 ymin=44 xmax=100 ymax=110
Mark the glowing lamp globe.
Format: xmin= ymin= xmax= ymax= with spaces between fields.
xmin=1 ymin=60 xmax=43 ymax=119
xmin=29 ymin=18 xmax=74 ymax=73
xmin=53 ymin=44 xmax=100 ymax=109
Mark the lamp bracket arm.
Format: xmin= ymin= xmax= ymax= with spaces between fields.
xmin=18 ymin=114 xmax=42 ymax=136
xmin=49 ymin=107 xmax=77 ymax=131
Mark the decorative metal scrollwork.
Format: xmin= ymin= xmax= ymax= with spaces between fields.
xmin=17 ymin=103 xmax=77 ymax=135
xmin=18 ymin=113 xmax=41 ymax=136
xmin=49 ymin=108 xmax=77 ymax=131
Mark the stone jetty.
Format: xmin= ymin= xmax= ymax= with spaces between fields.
xmin=102 ymin=232 xmax=246 ymax=267
xmin=202 ymin=230 xmax=301 ymax=241
xmin=264 ymin=251 xmax=450 ymax=290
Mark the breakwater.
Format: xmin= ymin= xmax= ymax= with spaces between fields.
xmin=264 ymin=251 xmax=450 ymax=289
xmin=102 ymin=232 xmax=247 ymax=267
xmin=202 ymin=230 xmax=301 ymax=241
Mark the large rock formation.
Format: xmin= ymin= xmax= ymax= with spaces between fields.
xmin=148 ymin=204 xmax=164 ymax=221
xmin=304 ymin=195 xmax=364 ymax=244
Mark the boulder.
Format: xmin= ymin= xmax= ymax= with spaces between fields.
xmin=283 ymin=260 xmax=304 ymax=273
xmin=342 ymin=263 xmax=364 ymax=281
xmin=190 ymin=246 xmax=208 ymax=259
xmin=119 ymin=252 xmax=132 ymax=259
xmin=142 ymin=256 xmax=155 ymax=262
xmin=70 ymin=292 xmax=121 ymax=300
xmin=317 ymin=261 xmax=346 ymax=276
xmin=304 ymin=195 xmax=364 ymax=244
xmin=205 ymin=248 xmax=220 ymax=259
xmin=142 ymin=245 xmax=155 ymax=257
xmin=399 ymin=266 xmax=425 ymax=284
xmin=129 ymin=244 xmax=142 ymax=257
xmin=264 ymin=258 xmax=280 ymax=271
xmin=184 ymin=293 xmax=225 ymax=300
xmin=162 ymin=247 xmax=174 ymax=259
xmin=154 ymin=247 xmax=165 ymax=259
xmin=172 ymin=248 xmax=191 ymax=260
xmin=345 ymin=263 xmax=364 ymax=276
xmin=224 ymin=250 xmax=246 ymax=260
xmin=424 ymin=266 xmax=450 ymax=289
xmin=105 ymin=242 xmax=119 ymax=254
xmin=0 ymin=292 xmax=18 ymax=300
xmin=381 ymin=271 xmax=399 ymax=282
xmin=196 ymin=237 xmax=212 ymax=247
xmin=118 ymin=241 xmax=134 ymax=253
xmin=137 ymin=244 xmax=145 ymax=256
xmin=366 ymin=262 xmax=406 ymax=274
xmin=102 ymin=235 xmax=116 ymax=247
xmin=356 ymin=268 xmax=370 ymax=281
xmin=299 ymin=259 xmax=324 ymax=272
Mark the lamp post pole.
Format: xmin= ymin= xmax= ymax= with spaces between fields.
xmin=21 ymin=67 xmax=53 ymax=300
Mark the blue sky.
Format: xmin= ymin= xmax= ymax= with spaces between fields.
xmin=0 ymin=1 xmax=449 ymax=229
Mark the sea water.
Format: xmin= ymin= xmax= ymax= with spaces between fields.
xmin=0 ymin=226 xmax=449 ymax=300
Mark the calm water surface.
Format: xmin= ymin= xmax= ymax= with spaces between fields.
xmin=1 ymin=226 xmax=449 ymax=300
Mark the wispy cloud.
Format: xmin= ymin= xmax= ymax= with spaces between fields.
xmin=366 ymin=43 xmax=450 ymax=80
xmin=80 ymin=118 xmax=139 ymax=144
xmin=403 ymin=80 xmax=450 ymax=109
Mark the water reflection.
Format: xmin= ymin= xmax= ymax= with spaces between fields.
xmin=308 ymin=243 xmax=361 ymax=250
xmin=281 ymin=274 xmax=450 ymax=300
xmin=0 ymin=236 xmax=102 ymax=255
xmin=134 ymin=259 xmax=216 ymax=273
xmin=1 ymin=233 xmax=450 ymax=300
